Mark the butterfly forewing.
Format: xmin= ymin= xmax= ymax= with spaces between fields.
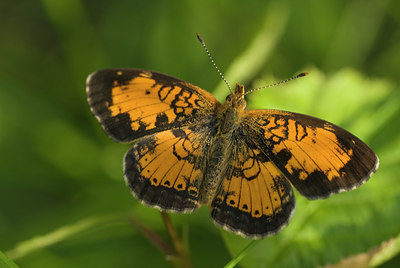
xmin=86 ymin=68 xmax=219 ymax=142
xmin=242 ymin=109 xmax=379 ymax=199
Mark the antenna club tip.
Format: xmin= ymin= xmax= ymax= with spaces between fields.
xmin=298 ymin=72 xmax=309 ymax=77
xmin=196 ymin=33 xmax=204 ymax=43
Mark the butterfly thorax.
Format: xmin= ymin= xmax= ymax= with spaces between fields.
xmin=199 ymin=84 xmax=247 ymax=205
xmin=218 ymin=83 xmax=246 ymax=134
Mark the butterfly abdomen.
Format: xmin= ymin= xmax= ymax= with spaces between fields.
xmin=199 ymin=135 xmax=229 ymax=205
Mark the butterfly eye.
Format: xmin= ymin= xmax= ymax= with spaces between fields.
xmin=225 ymin=95 xmax=232 ymax=102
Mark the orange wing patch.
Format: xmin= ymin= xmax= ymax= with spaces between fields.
xmin=86 ymin=69 xmax=219 ymax=142
xmin=211 ymin=140 xmax=295 ymax=238
xmin=244 ymin=110 xmax=379 ymax=199
xmin=124 ymin=126 xmax=209 ymax=212
xmin=271 ymin=118 xmax=352 ymax=181
xmin=109 ymin=74 xmax=205 ymax=131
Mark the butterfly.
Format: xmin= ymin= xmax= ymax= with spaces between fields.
xmin=86 ymin=36 xmax=379 ymax=239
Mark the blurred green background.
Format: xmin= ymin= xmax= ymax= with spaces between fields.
xmin=1 ymin=0 xmax=400 ymax=267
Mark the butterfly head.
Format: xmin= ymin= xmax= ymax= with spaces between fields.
xmin=224 ymin=83 xmax=247 ymax=111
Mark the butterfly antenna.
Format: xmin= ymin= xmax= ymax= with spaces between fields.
xmin=197 ymin=33 xmax=232 ymax=94
xmin=243 ymin=72 xmax=309 ymax=96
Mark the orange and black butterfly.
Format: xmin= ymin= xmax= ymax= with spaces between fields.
xmin=86 ymin=34 xmax=378 ymax=239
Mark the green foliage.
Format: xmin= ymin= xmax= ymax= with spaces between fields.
xmin=0 ymin=250 xmax=19 ymax=268
xmin=1 ymin=0 xmax=399 ymax=267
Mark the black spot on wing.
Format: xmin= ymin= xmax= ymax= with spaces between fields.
xmin=275 ymin=149 xmax=292 ymax=166
xmin=103 ymin=113 xmax=136 ymax=142
xmin=172 ymin=129 xmax=187 ymax=138
xmin=155 ymin=112 xmax=169 ymax=127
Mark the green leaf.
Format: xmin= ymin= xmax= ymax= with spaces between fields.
xmin=6 ymin=215 xmax=124 ymax=260
xmin=0 ymin=250 xmax=19 ymax=268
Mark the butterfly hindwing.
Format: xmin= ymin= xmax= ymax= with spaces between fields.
xmin=86 ymin=68 xmax=219 ymax=142
xmin=124 ymin=125 xmax=213 ymax=212
xmin=243 ymin=110 xmax=379 ymax=199
xmin=210 ymin=133 xmax=295 ymax=238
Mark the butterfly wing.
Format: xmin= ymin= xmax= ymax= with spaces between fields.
xmin=242 ymin=110 xmax=379 ymax=199
xmin=124 ymin=124 xmax=214 ymax=212
xmin=210 ymin=134 xmax=295 ymax=238
xmin=86 ymin=68 xmax=219 ymax=142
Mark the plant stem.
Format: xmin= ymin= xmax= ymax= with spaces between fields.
xmin=161 ymin=212 xmax=194 ymax=268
